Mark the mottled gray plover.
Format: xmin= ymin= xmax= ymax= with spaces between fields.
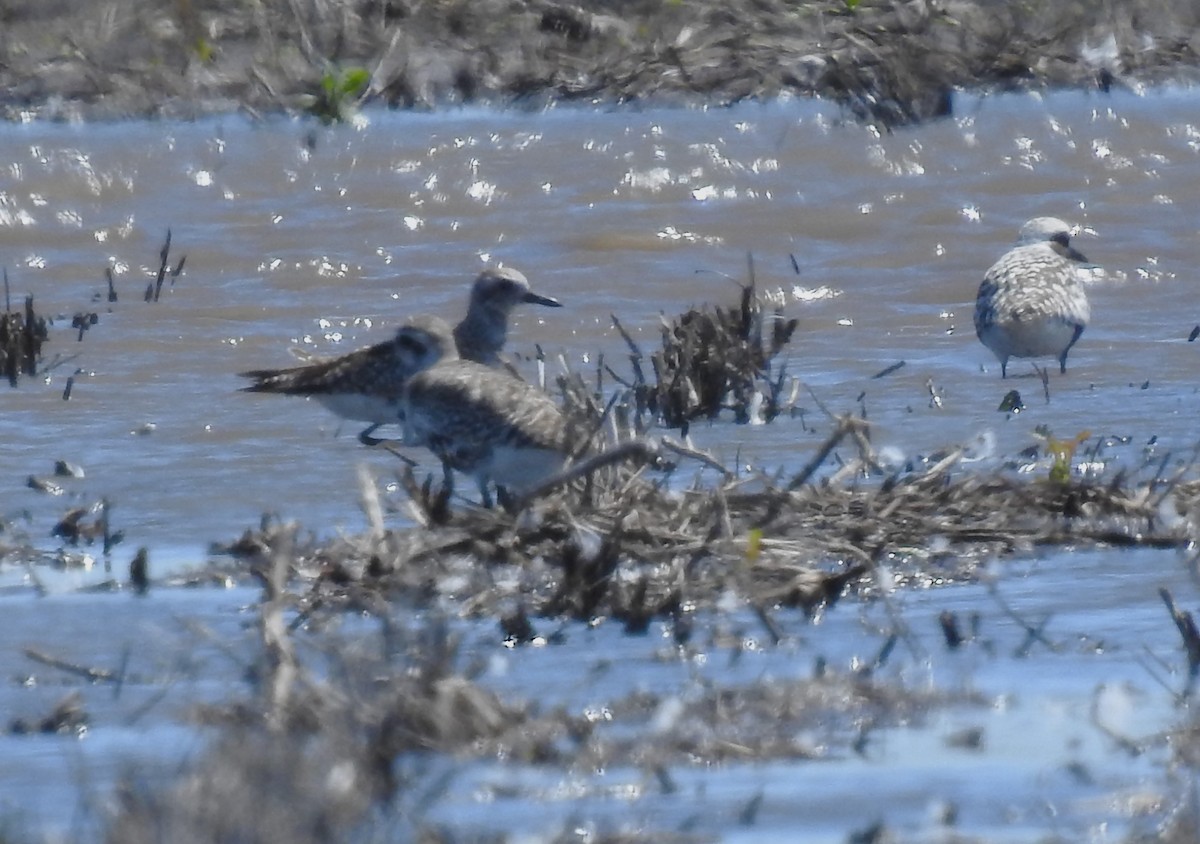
xmin=454 ymin=266 xmax=561 ymax=367
xmin=239 ymin=266 xmax=559 ymax=441
xmin=973 ymin=217 xmax=1092 ymax=378
xmin=239 ymin=314 xmax=457 ymax=444
xmin=401 ymin=359 xmax=570 ymax=504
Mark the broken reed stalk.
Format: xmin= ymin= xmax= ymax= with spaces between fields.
xmin=0 ymin=290 xmax=48 ymax=386
xmin=171 ymin=253 xmax=187 ymax=286
xmin=153 ymin=229 xmax=171 ymax=302
xmin=985 ymin=580 xmax=1059 ymax=657
xmin=23 ymin=647 xmax=118 ymax=683
xmin=1160 ymin=587 xmax=1200 ymax=695
xmin=253 ymin=532 xmax=298 ymax=732
xmin=772 ymin=414 xmax=862 ymax=496
xmin=101 ymin=498 xmax=117 ymax=556
xmin=512 ymin=438 xmax=661 ymax=510
xmin=614 ymin=267 xmax=797 ymax=432
xmin=21 ymin=295 xmax=42 ymax=377
xmin=357 ymin=462 xmax=386 ymax=544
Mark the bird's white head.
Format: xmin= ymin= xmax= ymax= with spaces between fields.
xmin=1018 ymin=217 xmax=1075 ymax=247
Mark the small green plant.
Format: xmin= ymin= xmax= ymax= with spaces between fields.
xmin=1041 ymin=429 xmax=1090 ymax=485
xmin=305 ymin=66 xmax=370 ymax=125
xmin=193 ymin=37 xmax=214 ymax=64
xmin=843 ymin=0 xmax=861 ymax=11
xmin=745 ymin=527 xmax=763 ymax=564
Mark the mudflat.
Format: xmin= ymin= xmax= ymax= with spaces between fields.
xmin=1 ymin=0 xmax=1198 ymax=125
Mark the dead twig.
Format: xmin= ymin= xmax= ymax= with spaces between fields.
xmin=23 ymin=648 xmax=118 ymax=683
xmin=1160 ymin=587 xmax=1200 ymax=696
xmin=987 ymin=580 xmax=1060 ymax=656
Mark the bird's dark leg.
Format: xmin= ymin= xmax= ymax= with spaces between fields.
xmin=496 ymin=486 xmax=517 ymax=512
xmin=1000 ymin=359 xmax=1008 ymax=379
xmin=426 ymin=459 xmax=453 ymax=519
xmin=478 ymin=477 xmax=495 ymax=509
xmin=1061 ymin=325 xmax=1083 ymax=375
xmin=358 ymin=423 xmax=384 ymax=446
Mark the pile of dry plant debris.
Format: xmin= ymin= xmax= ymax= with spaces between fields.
xmin=214 ymin=281 xmax=1200 ymax=635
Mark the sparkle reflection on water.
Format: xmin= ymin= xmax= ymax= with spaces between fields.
xmin=2 ymin=90 xmax=1198 ymax=555
xmin=0 ymin=88 xmax=1199 ymax=839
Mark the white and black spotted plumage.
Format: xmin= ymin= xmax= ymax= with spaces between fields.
xmin=974 ymin=217 xmax=1093 ymax=378
xmin=401 ymin=359 xmax=569 ymax=501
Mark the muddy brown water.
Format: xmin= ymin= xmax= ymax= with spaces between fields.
xmin=1 ymin=88 xmax=1200 ymax=839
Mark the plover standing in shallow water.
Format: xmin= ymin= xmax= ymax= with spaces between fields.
xmin=973 ymin=217 xmax=1093 ymax=378
xmin=239 ymin=266 xmax=559 ymax=441
xmin=401 ymin=359 xmax=570 ymax=505
xmin=239 ymin=315 xmax=458 ymax=444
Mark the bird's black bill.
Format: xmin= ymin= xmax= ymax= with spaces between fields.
xmin=523 ymin=291 xmax=562 ymax=308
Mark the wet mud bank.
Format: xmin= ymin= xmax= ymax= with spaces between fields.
xmin=1 ymin=0 xmax=1199 ymax=125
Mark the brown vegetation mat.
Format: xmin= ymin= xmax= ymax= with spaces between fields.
xmin=216 ymin=414 xmax=1196 ymax=635
xmin=105 ymin=438 xmax=1197 ymax=841
xmin=2 ymin=0 xmax=1199 ymax=126
xmin=108 ymin=540 xmax=983 ymax=842
xmin=134 ymin=430 xmax=1194 ymax=840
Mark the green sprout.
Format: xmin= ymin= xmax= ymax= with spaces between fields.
xmin=193 ymin=37 xmax=214 ymax=64
xmin=1040 ymin=429 xmax=1091 ymax=485
xmin=745 ymin=527 xmax=763 ymax=564
xmin=305 ymin=66 xmax=370 ymax=125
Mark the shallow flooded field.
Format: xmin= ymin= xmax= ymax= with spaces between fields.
xmin=3 ymin=88 xmax=1199 ymax=558
xmin=2 ymin=87 xmax=1200 ymax=840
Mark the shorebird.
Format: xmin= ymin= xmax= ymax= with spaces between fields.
xmin=401 ymin=359 xmax=571 ymax=506
xmin=239 ymin=266 xmax=559 ymax=441
xmin=239 ymin=315 xmax=457 ymax=444
xmin=973 ymin=217 xmax=1093 ymax=378
xmin=454 ymin=266 xmax=561 ymax=367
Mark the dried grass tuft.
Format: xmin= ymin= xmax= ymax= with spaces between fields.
xmin=612 ymin=271 xmax=797 ymax=433
xmin=0 ymin=283 xmax=48 ymax=387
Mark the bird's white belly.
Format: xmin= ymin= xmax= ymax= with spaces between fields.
xmin=314 ymin=393 xmax=401 ymax=424
xmin=980 ymin=316 xmax=1077 ymax=359
xmin=479 ymin=446 xmax=567 ymax=493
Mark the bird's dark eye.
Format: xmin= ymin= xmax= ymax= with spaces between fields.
xmin=396 ymin=334 xmax=423 ymax=353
